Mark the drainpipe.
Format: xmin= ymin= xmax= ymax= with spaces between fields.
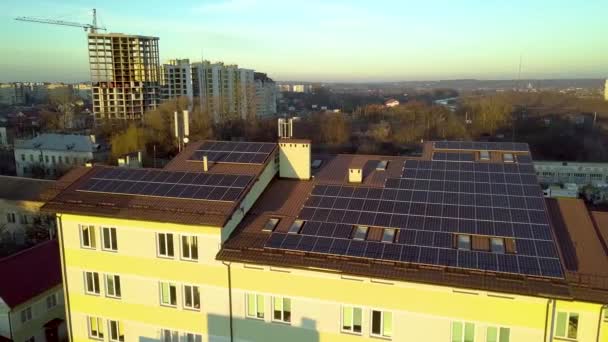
xmin=8 ymin=311 xmax=13 ymax=340
xmin=57 ymin=214 xmax=74 ymax=342
xmin=222 ymin=261 xmax=234 ymax=342
xmin=598 ymin=305 xmax=608 ymax=342
xmin=543 ymin=298 xmax=551 ymax=342
xmin=547 ymin=299 xmax=557 ymax=342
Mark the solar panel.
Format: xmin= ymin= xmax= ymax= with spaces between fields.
xmin=77 ymin=167 xmax=253 ymax=202
xmin=433 ymin=141 xmax=530 ymax=152
xmin=187 ymin=141 xmax=276 ymax=164
xmin=264 ymin=145 xmax=563 ymax=279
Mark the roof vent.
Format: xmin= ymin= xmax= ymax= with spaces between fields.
xmin=349 ymin=168 xmax=363 ymax=183
xmin=479 ymin=150 xmax=490 ymax=161
xmin=503 ymin=153 xmax=514 ymax=163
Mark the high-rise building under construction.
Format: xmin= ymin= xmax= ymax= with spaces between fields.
xmin=88 ymin=33 xmax=161 ymax=121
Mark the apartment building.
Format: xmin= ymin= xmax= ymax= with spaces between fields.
xmin=254 ymin=73 xmax=278 ymax=118
xmin=0 ymin=240 xmax=66 ymax=342
xmin=88 ymin=33 xmax=161 ymax=121
xmin=42 ymin=138 xmax=608 ymax=342
xmin=14 ymin=134 xmax=107 ymax=178
xmin=534 ymin=161 xmax=608 ymax=185
xmin=161 ymin=59 xmax=193 ymax=101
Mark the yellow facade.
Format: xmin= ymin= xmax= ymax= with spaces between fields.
xmin=279 ymin=141 xmax=311 ymax=180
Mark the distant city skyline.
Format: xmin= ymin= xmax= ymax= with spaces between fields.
xmin=0 ymin=0 xmax=607 ymax=83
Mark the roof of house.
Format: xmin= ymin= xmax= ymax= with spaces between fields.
xmin=217 ymin=143 xmax=608 ymax=304
xmin=0 ymin=240 xmax=61 ymax=308
xmin=41 ymin=140 xmax=278 ymax=227
xmin=0 ymin=175 xmax=54 ymax=202
xmin=14 ymin=133 xmax=99 ymax=153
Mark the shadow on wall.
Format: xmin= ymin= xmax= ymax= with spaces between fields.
xmin=207 ymin=314 xmax=319 ymax=342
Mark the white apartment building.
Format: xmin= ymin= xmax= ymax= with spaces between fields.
xmin=604 ymin=79 xmax=608 ymax=102
xmin=161 ymin=59 xmax=193 ymax=101
xmin=534 ymin=160 xmax=608 ymax=186
xmin=14 ymin=134 xmax=106 ymax=178
xmin=254 ymin=72 xmax=278 ymax=118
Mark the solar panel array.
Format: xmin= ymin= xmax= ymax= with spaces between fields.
xmin=434 ymin=141 xmax=529 ymax=152
xmin=433 ymin=152 xmax=475 ymax=162
xmin=264 ymin=154 xmax=563 ymax=278
xmin=188 ymin=141 xmax=276 ymax=164
xmin=77 ymin=167 xmax=253 ymax=202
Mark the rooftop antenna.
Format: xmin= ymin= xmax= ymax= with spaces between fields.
xmin=517 ymin=54 xmax=523 ymax=91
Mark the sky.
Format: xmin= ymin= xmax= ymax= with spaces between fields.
xmin=0 ymin=0 xmax=606 ymax=82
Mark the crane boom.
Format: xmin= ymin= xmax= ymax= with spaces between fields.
xmin=14 ymin=8 xmax=106 ymax=33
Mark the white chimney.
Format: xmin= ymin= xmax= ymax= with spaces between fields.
xmin=203 ymin=155 xmax=208 ymax=172
xmin=183 ymin=110 xmax=189 ymax=137
xmin=174 ymin=111 xmax=179 ymax=138
xmin=89 ymin=135 xmax=96 ymax=144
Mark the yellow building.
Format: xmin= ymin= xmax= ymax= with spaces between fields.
xmin=43 ymin=139 xmax=608 ymax=342
xmin=0 ymin=241 xmax=66 ymax=342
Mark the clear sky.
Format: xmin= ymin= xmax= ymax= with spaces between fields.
xmin=0 ymin=0 xmax=606 ymax=82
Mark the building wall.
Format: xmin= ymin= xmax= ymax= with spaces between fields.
xmin=0 ymin=199 xmax=49 ymax=245
xmin=225 ymin=263 xmax=605 ymax=342
xmin=534 ymin=161 xmax=608 ymax=186
xmin=5 ymin=286 xmax=65 ymax=342
xmin=161 ymin=60 xmax=193 ymax=102
xmin=279 ymin=142 xmax=311 ymax=180
xmin=14 ymin=148 xmax=94 ymax=178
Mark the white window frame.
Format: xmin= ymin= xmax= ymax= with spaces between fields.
xmin=555 ymin=311 xmax=579 ymax=340
xmin=20 ymin=307 xmax=32 ymax=323
xmin=180 ymin=235 xmax=198 ymax=261
xmin=80 ymin=224 xmax=96 ymax=249
xmin=486 ymin=326 xmax=510 ymax=342
xmin=46 ymin=293 xmax=58 ymax=309
xmin=105 ymin=274 xmax=122 ymax=299
xmin=341 ymin=305 xmax=363 ymax=335
xmin=183 ymin=284 xmax=201 ymax=311
xmin=272 ymin=296 xmax=291 ymax=324
xmin=84 ymin=271 xmax=101 ymax=295
xmin=159 ymin=282 xmax=177 ymax=307
xmin=245 ymin=293 xmax=265 ymax=320
xmin=160 ymin=329 xmax=179 ymax=342
xmin=370 ymin=309 xmax=392 ymax=339
xmin=101 ymin=226 xmax=118 ymax=252
xmin=157 ymin=232 xmax=175 ymax=258
xmin=88 ymin=316 xmax=104 ymax=340
xmin=6 ymin=211 xmax=16 ymax=224
xmin=108 ymin=320 xmax=124 ymax=342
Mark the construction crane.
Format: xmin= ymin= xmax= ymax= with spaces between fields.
xmin=15 ymin=8 xmax=106 ymax=33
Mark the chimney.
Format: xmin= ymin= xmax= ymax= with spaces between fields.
xmin=203 ymin=155 xmax=208 ymax=172
xmin=89 ymin=135 xmax=96 ymax=144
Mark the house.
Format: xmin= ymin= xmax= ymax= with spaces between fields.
xmin=0 ymin=240 xmax=65 ymax=342
xmin=14 ymin=134 xmax=106 ymax=179
xmin=0 ymin=176 xmax=55 ymax=246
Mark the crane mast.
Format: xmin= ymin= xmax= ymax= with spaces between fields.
xmin=15 ymin=8 xmax=106 ymax=33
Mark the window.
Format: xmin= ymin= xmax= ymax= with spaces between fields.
xmin=161 ymin=329 xmax=178 ymax=342
xmin=105 ymin=274 xmax=122 ymax=298
xmin=341 ymin=306 xmax=362 ymax=334
xmin=108 ymin=320 xmax=124 ymax=342
xmin=263 ymin=218 xmax=280 ymax=232
xmin=80 ymin=224 xmax=96 ymax=248
xmin=52 ymin=156 xmax=56 ymax=164
xmin=555 ymin=312 xmax=578 ymax=340
xmin=25 ymin=337 xmax=34 ymax=342
xmin=58 ymin=156 xmax=63 ymax=164
xmin=183 ymin=285 xmax=201 ymax=310
xmin=480 ymin=150 xmax=490 ymax=161
xmin=288 ymin=220 xmax=304 ymax=234
xmin=503 ymin=153 xmax=514 ymax=163
xmin=486 ymin=326 xmax=510 ymax=342
xmin=20 ymin=214 xmax=29 ymax=224
xmin=371 ymin=310 xmax=392 ymax=338
xmin=490 ymin=238 xmax=505 ymax=254
xmin=452 ymin=321 xmax=475 ymax=342
xmin=376 ymin=160 xmax=388 ymax=171
xmin=88 ymin=316 xmax=104 ymax=339
xmin=184 ymin=333 xmax=202 ymax=342
xmin=457 ymin=235 xmax=471 ymax=250
xmin=353 ymin=226 xmax=368 ymax=240
xmin=382 ymin=229 xmax=396 ymax=243
xmin=21 ymin=154 xmax=25 ymax=161
xmin=85 ymin=271 xmax=101 ymax=295
xmin=46 ymin=293 xmax=58 ymax=309
xmin=20 ymin=307 xmax=32 ymax=323
xmin=102 ymin=227 xmax=118 ymax=251
xmin=272 ymin=297 xmax=291 ymax=323
xmin=6 ymin=212 xmax=16 ymax=223
xmin=157 ymin=233 xmax=174 ymax=258
xmin=246 ymin=293 xmax=265 ymax=319
xmin=45 ymin=155 xmax=49 ymax=163
xmin=160 ymin=282 xmax=177 ymax=307
xmin=181 ymin=235 xmax=198 ymax=260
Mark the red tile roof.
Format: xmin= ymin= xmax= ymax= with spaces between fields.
xmin=0 ymin=240 xmax=61 ymax=308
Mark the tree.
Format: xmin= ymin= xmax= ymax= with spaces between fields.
xmin=41 ymin=87 xmax=83 ymax=131
xmin=110 ymin=124 xmax=146 ymax=159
